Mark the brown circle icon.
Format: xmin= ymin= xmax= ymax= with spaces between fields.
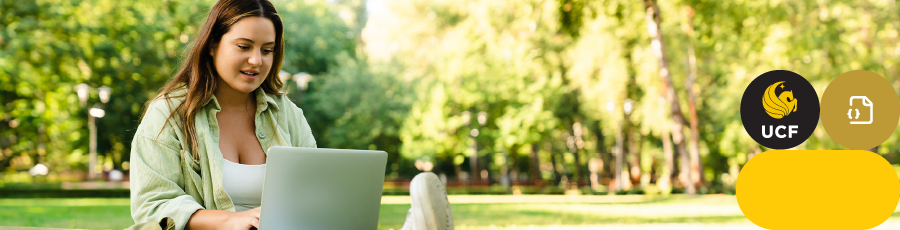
xmin=821 ymin=70 xmax=900 ymax=150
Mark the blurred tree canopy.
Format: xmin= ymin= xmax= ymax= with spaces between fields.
xmin=3 ymin=0 xmax=900 ymax=194
xmin=0 ymin=0 xmax=360 ymax=182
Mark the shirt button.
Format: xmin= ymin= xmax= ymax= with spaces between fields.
xmin=257 ymin=132 xmax=266 ymax=139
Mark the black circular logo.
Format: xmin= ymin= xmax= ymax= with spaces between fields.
xmin=740 ymin=70 xmax=820 ymax=149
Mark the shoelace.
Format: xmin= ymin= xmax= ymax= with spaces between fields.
xmin=433 ymin=181 xmax=454 ymax=230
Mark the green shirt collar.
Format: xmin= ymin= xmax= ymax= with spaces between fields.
xmin=204 ymin=88 xmax=281 ymax=113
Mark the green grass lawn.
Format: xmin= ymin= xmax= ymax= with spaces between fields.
xmin=0 ymin=195 xmax=894 ymax=229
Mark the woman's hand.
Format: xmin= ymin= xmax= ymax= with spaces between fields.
xmin=222 ymin=207 xmax=261 ymax=230
xmin=187 ymin=207 xmax=262 ymax=230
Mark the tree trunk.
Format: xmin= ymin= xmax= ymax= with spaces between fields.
xmin=550 ymin=145 xmax=562 ymax=187
xmin=530 ymin=143 xmax=543 ymax=187
xmin=454 ymin=160 xmax=463 ymax=182
xmin=470 ymin=141 xmax=478 ymax=182
xmin=614 ymin=129 xmax=624 ymax=192
xmin=676 ymin=129 xmax=693 ymax=195
xmin=501 ymin=150 xmax=511 ymax=189
xmin=683 ymin=6 xmax=705 ymax=188
xmin=572 ymin=140 xmax=582 ymax=187
xmin=628 ymin=125 xmax=642 ymax=185
xmin=660 ymin=117 xmax=674 ymax=193
xmin=643 ymin=0 xmax=695 ymax=195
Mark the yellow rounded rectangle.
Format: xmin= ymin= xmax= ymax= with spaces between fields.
xmin=737 ymin=150 xmax=899 ymax=229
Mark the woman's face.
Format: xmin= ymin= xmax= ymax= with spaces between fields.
xmin=210 ymin=16 xmax=276 ymax=94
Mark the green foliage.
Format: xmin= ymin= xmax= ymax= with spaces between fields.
xmin=4 ymin=0 xmax=900 ymax=193
xmin=1 ymin=0 xmax=206 ymax=175
xmin=366 ymin=0 xmax=900 ymax=190
xmin=276 ymin=0 xmax=358 ymax=75
xmin=0 ymin=0 xmax=358 ymax=179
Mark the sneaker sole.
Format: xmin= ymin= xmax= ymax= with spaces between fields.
xmin=410 ymin=172 xmax=454 ymax=230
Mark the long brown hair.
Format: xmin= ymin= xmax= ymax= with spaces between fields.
xmin=142 ymin=0 xmax=286 ymax=161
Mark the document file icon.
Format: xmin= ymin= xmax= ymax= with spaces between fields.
xmin=849 ymin=96 xmax=873 ymax=124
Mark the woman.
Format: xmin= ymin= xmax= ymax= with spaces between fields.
xmin=129 ymin=0 xmax=452 ymax=229
xmin=130 ymin=0 xmax=312 ymax=229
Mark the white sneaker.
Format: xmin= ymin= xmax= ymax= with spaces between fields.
xmin=400 ymin=172 xmax=454 ymax=230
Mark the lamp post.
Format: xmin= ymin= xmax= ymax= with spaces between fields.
xmin=460 ymin=111 xmax=474 ymax=181
xmin=605 ymin=102 xmax=621 ymax=192
xmin=461 ymin=111 xmax=488 ymax=182
xmin=76 ymin=84 xmax=111 ymax=180
xmin=607 ymin=99 xmax=633 ymax=193
xmin=279 ymin=70 xmax=313 ymax=106
xmin=475 ymin=111 xmax=487 ymax=181
xmin=622 ymin=99 xmax=633 ymax=191
xmin=279 ymin=70 xmax=313 ymax=90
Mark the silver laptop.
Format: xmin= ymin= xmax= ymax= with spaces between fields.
xmin=259 ymin=147 xmax=388 ymax=230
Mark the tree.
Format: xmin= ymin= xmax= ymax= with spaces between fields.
xmin=0 ymin=0 xmax=363 ymax=180
xmin=642 ymin=0 xmax=695 ymax=195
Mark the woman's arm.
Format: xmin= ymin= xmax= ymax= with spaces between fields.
xmin=186 ymin=207 xmax=261 ymax=230
xmin=130 ymin=99 xmax=207 ymax=230
xmin=130 ymin=135 xmax=205 ymax=230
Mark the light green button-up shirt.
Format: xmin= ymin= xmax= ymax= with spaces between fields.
xmin=129 ymin=87 xmax=316 ymax=230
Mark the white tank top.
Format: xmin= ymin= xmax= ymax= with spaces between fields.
xmin=222 ymin=158 xmax=266 ymax=212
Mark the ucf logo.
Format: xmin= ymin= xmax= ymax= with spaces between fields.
xmin=761 ymin=81 xmax=798 ymax=138
xmin=740 ymin=70 xmax=819 ymax=150
xmin=763 ymin=81 xmax=797 ymax=119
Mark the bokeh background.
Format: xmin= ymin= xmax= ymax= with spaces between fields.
xmin=4 ymin=0 xmax=900 ymax=229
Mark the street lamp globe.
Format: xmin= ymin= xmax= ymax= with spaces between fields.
xmin=98 ymin=86 xmax=112 ymax=103
xmin=623 ymin=98 xmax=633 ymax=115
xmin=293 ymin=72 xmax=312 ymax=90
xmin=89 ymin=108 xmax=106 ymax=118
xmin=477 ymin=111 xmax=487 ymax=126
xmin=29 ymin=164 xmax=48 ymax=176
xmin=278 ymin=70 xmax=291 ymax=83
xmin=76 ymin=83 xmax=90 ymax=105
xmin=461 ymin=111 xmax=471 ymax=126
